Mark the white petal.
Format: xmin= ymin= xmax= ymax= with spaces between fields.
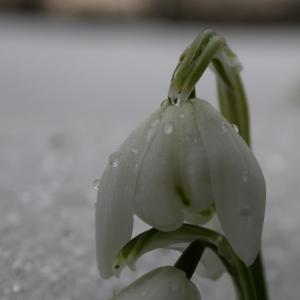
xmin=134 ymin=106 xmax=184 ymax=231
xmin=184 ymin=279 xmax=202 ymax=300
xmin=108 ymin=267 xmax=187 ymax=300
xmin=95 ymin=163 xmax=134 ymax=279
xmin=192 ymin=99 xmax=266 ymax=266
xmin=96 ymin=107 xmax=165 ymax=278
xmin=172 ymin=103 xmax=214 ymax=212
xmin=195 ymin=248 xmax=226 ymax=280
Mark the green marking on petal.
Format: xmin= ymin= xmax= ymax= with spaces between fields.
xmin=176 ymin=186 xmax=191 ymax=207
xmin=198 ymin=205 xmax=215 ymax=217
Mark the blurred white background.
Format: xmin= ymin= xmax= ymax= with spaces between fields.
xmin=0 ymin=10 xmax=300 ymax=300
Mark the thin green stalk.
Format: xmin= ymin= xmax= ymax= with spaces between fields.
xmin=174 ymin=240 xmax=205 ymax=279
xmin=249 ymin=252 xmax=269 ymax=300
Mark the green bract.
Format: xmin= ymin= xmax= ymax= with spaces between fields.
xmin=106 ymin=266 xmax=201 ymax=300
xmin=95 ymin=98 xmax=266 ymax=279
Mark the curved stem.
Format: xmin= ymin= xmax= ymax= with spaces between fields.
xmin=249 ymin=252 xmax=269 ymax=300
xmin=113 ymin=225 xmax=257 ymax=300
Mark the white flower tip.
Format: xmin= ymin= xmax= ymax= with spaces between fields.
xmin=112 ymin=265 xmax=121 ymax=278
xmin=128 ymin=261 xmax=137 ymax=272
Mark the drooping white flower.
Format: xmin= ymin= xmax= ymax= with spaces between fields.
xmin=106 ymin=266 xmax=201 ymax=300
xmin=95 ymin=98 xmax=266 ymax=279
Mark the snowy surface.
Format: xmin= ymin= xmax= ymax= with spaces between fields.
xmin=1 ymin=13 xmax=300 ymax=300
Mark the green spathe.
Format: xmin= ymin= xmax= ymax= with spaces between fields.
xmin=95 ymin=98 xmax=266 ymax=279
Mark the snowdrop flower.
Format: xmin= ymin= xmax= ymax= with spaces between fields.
xmin=106 ymin=266 xmax=201 ymax=300
xmin=95 ymin=98 xmax=266 ymax=279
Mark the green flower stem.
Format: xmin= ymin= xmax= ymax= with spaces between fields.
xmin=169 ymin=29 xmax=227 ymax=103
xmin=113 ymin=225 xmax=257 ymax=300
xmin=217 ymin=73 xmax=250 ymax=147
xmin=174 ymin=240 xmax=205 ymax=279
xmin=169 ymin=29 xmax=250 ymax=146
xmin=249 ymin=252 xmax=269 ymax=300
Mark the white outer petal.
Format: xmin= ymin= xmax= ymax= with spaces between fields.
xmin=172 ymin=103 xmax=214 ymax=212
xmin=134 ymin=106 xmax=184 ymax=231
xmin=184 ymin=278 xmax=202 ymax=300
xmin=195 ymin=248 xmax=226 ymax=280
xmin=96 ymin=108 xmax=165 ymax=278
xmin=192 ymin=98 xmax=266 ymax=266
xmin=108 ymin=267 xmax=187 ymax=300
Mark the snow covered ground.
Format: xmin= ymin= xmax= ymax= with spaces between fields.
xmin=1 ymin=12 xmax=300 ymax=300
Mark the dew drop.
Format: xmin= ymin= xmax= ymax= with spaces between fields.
xmin=186 ymin=135 xmax=190 ymax=140
xmin=144 ymin=119 xmax=160 ymax=139
xmin=232 ymin=124 xmax=239 ymax=133
xmin=93 ymin=179 xmax=100 ymax=189
xmin=221 ymin=121 xmax=229 ymax=132
xmin=171 ymin=97 xmax=180 ymax=106
xmin=113 ymin=290 xmax=120 ymax=296
xmin=170 ymin=283 xmax=178 ymax=292
xmin=194 ymin=138 xmax=198 ymax=143
xmin=163 ymin=121 xmax=174 ymax=134
xmin=132 ymin=147 xmax=140 ymax=154
xmin=242 ymin=171 xmax=249 ymax=182
xmin=109 ymin=151 xmax=123 ymax=168
xmin=179 ymin=113 xmax=184 ymax=118
xmin=160 ymin=99 xmax=169 ymax=107
xmin=150 ymin=119 xmax=160 ymax=126
xmin=122 ymin=292 xmax=128 ymax=298
xmin=140 ymin=290 xmax=148 ymax=296
xmin=131 ymin=136 xmax=136 ymax=141
xmin=135 ymin=162 xmax=139 ymax=168
xmin=240 ymin=206 xmax=251 ymax=217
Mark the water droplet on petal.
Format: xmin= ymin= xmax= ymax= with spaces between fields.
xmin=179 ymin=113 xmax=184 ymax=118
xmin=242 ymin=171 xmax=249 ymax=182
xmin=144 ymin=119 xmax=160 ymax=139
xmin=240 ymin=206 xmax=251 ymax=217
xmin=93 ymin=179 xmax=100 ymax=189
xmin=113 ymin=290 xmax=120 ymax=296
xmin=109 ymin=151 xmax=123 ymax=168
xmin=221 ymin=121 xmax=229 ymax=132
xmin=170 ymin=283 xmax=178 ymax=292
xmin=160 ymin=99 xmax=169 ymax=107
xmin=132 ymin=147 xmax=140 ymax=154
xmin=150 ymin=119 xmax=160 ymax=126
xmin=163 ymin=121 xmax=174 ymax=134
xmin=171 ymin=97 xmax=180 ymax=106
xmin=131 ymin=136 xmax=135 ymax=141
xmin=232 ymin=124 xmax=239 ymax=133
